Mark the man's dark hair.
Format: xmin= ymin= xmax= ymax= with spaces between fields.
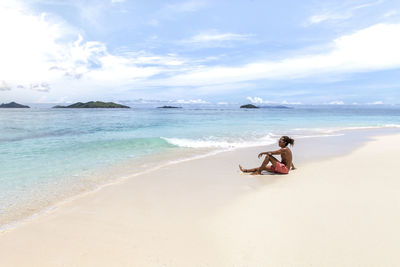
xmin=282 ymin=136 xmax=294 ymax=147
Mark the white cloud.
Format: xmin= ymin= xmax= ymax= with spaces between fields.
xmin=111 ymin=0 xmax=125 ymax=3
xmin=246 ymin=96 xmax=264 ymax=104
xmin=328 ymin=101 xmax=344 ymax=105
xmin=246 ymin=97 xmax=302 ymax=105
xmin=309 ymin=13 xmax=351 ymax=24
xmin=180 ymin=31 xmax=253 ymax=48
xmin=384 ymin=10 xmax=398 ymax=18
xmin=307 ymin=0 xmax=384 ymax=25
xmin=122 ymin=51 xmax=186 ymax=66
xmin=352 ymin=0 xmax=384 ymax=10
xmin=184 ymin=32 xmax=251 ymax=43
xmin=175 ymin=99 xmax=208 ymax=104
xmin=0 ymin=0 xmax=166 ymax=98
xmin=152 ymin=23 xmax=400 ymax=87
xmin=0 ymin=2 xmax=70 ymax=82
xmin=367 ymin=101 xmax=384 ymax=105
xmin=30 ymin=82 xmax=50 ymax=92
xmin=0 ymin=81 xmax=11 ymax=91
xmin=3 ymin=0 xmax=400 ymax=103
xmin=246 ymin=97 xmax=275 ymax=104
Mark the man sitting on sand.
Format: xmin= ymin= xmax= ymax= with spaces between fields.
xmin=239 ymin=136 xmax=296 ymax=175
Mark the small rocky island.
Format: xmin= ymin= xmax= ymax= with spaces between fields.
xmin=157 ymin=106 xmax=182 ymax=109
xmin=53 ymin=101 xmax=130 ymax=108
xmin=240 ymin=104 xmax=259 ymax=109
xmin=0 ymin=102 xmax=30 ymax=108
xmin=260 ymin=105 xmax=292 ymax=109
xmin=240 ymin=104 xmax=292 ymax=109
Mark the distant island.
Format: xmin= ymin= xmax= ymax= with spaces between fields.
xmin=0 ymin=102 xmax=30 ymax=108
xmin=53 ymin=101 xmax=130 ymax=108
xmin=259 ymin=105 xmax=292 ymax=109
xmin=240 ymin=104 xmax=292 ymax=109
xmin=240 ymin=104 xmax=259 ymax=109
xmin=157 ymin=106 xmax=182 ymax=109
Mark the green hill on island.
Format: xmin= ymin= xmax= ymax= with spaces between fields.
xmin=240 ymin=104 xmax=292 ymax=109
xmin=259 ymin=105 xmax=292 ymax=109
xmin=53 ymin=101 xmax=130 ymax=108
xmin=240 ymin=104 xmax=259 ymax=109
xmin=0 ymin=102 xmax=30 ymax=108
xmin=157 ymin=106 xmax=182 ymax=109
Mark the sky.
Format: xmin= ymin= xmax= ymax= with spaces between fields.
xmin=1 ymin=0 xmax=400 ymax=105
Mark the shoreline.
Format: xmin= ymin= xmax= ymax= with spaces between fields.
xmin=0 ymin=129 xmax=400 ymax=266
xmin=1 ymin=127 xmax=399 ymax=233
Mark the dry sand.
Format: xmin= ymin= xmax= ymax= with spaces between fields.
xmin=1 ymin=133 xmax=400 ymax=266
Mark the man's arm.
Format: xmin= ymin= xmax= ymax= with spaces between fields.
xmin=268 ymin=148 xmax=284 ymax=155
xmin=258 ymin=148 xmax=283 ymax=158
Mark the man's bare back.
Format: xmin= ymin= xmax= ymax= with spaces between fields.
xmin=278 ymin=147 xmax=293 ymax=170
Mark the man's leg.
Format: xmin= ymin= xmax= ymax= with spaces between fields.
xmin=239 ymin=155 xmax=279 ymax=174
xmin=265 ymin=155 xmax=279 ymax=168
xmin=239 ymin=165 xmax=260 ymax=173
xmin=256 ymin=154 xmax=279 ymax=174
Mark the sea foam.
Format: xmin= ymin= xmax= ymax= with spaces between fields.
xmin=161 ymin=134 xmax=277 ymax=149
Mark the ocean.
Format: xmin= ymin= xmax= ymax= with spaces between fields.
xmin=1 ymin=104 xmax=400 ymax=228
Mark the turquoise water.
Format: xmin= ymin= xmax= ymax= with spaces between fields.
xmin=1 ymin=105 xmax=400 ymax=227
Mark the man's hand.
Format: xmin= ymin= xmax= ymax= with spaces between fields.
xmin=258 ymin=152 xmax=264 ymax=159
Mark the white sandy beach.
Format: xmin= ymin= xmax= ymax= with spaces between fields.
xmin=1 ymin=133 xmax=400 ymax=266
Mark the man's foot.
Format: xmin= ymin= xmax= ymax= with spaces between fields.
xmin=239 ymin=165 xmax=247 ymax=172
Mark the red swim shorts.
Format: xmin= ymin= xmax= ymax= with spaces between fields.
xmin=273 ymin=162 xmax=289 ymax=174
